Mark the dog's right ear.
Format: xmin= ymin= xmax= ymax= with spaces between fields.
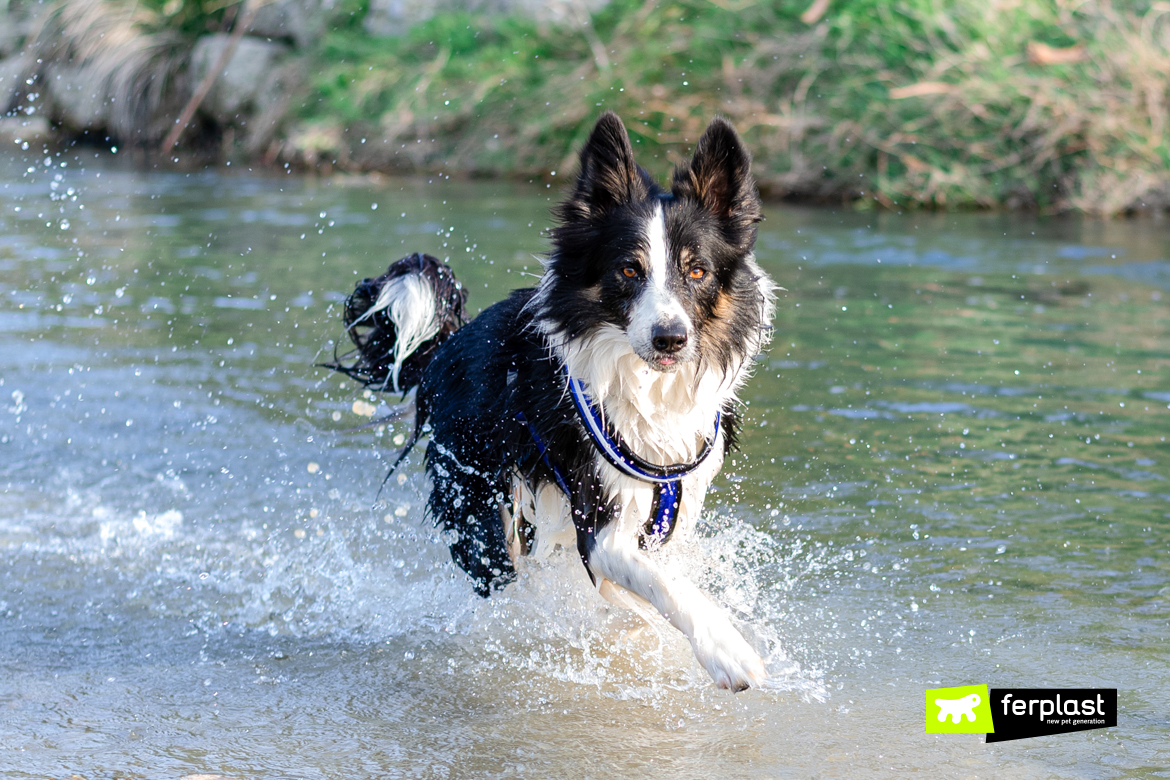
xmin=563 ymin=112 xmax=648 ymax=218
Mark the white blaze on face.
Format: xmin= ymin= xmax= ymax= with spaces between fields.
xmin=627 ymin=203 xmax=691 ymax=361
xmin=646 ymin=201 xmax=669 ymax=289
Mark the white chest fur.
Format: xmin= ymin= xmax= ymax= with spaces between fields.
xmin=562 ymin=326 xmax=739 ymax=540
xmin=504 ymin=324 xmax=751 ymax=562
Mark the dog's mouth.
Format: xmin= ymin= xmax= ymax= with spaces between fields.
xmin=641 ymin=350 xmax=692 ymax=372
xmin=654 ymin=355 xmax=680 ymax=369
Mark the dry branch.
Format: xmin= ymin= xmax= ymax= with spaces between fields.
xmin=162 ymin=0 xmax=267 ymax=152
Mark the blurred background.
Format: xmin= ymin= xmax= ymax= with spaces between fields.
xmin=2 ymin=0 xmax=1170 ymax=214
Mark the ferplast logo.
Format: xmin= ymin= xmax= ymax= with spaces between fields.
xmin=925 ymin=685 xmax=995 ymax=734
xmin=926 ymin=686 xmax=1118 ymax=742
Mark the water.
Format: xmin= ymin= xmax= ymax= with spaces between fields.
xmin=1 ymin=150 xmax=1167 ymax=778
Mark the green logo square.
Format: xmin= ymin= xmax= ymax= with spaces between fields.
xmin=926 ymin=684 xmax=995 ymax=733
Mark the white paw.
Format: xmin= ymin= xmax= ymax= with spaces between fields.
xmin=690 ymin=617 xmax=767 ymax=692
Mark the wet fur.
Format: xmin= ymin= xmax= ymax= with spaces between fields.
xmin=340 ymin=113 xmax=777 ymax=690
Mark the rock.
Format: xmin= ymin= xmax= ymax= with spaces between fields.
xmin=243 ymin=58 xmax=305 ymax=153
xmin=189 ymin=34 xmax=289 ymax=125
xmin=0 ymin=55 xmax=30 ymax=112
xmin=43 ymin=64 xmax=110 ymax=130
xmin=39 ymin=51 xmax=186 ymax=144
xmin=0 ymin=115 xmax=51 ymax=147
xmin=364 ymin=0 xmax=610 ymax=38
xmin=0 ymin=10 xmax=25 ymax=58
xmin=249 ymin=0 xmax=332 ymax=48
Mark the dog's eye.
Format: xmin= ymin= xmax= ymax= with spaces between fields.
xmin=689 ymin=267 xmax=706 ymax=280
xmin=622 ymin=266 xmax=638 ymax=279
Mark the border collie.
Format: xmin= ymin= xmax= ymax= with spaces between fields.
xmin=330 ymin=112 xmax=777 ymax=691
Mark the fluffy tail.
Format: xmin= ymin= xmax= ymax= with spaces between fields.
xmin=327 ymin=253 xmax=467 ymax=395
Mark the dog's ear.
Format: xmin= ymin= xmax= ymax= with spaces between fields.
xmin=566 ymin=112 xmax=648 ymax=217
xmin=673 ymin=117 xmax=760 ymax=235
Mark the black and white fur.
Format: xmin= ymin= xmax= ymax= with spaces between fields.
xmin=334 ymin=113 xmax=777 ymax=691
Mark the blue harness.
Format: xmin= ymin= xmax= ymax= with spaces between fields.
xmin=518 ymin=370 xmax=721 ymax=547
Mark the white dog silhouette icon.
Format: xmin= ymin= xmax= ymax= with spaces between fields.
xmin=935 ymin=693 xmax=981 ymax=723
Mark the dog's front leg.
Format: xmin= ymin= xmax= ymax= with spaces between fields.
xmin=587 ymin=523 xmax=767 ymax=692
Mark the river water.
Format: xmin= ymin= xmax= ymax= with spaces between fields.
xmin=1 ymin=150 xmax=1167 ymax=778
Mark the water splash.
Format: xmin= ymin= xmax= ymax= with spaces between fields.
xmin=5 ymin=470 xmax=831 ymax=702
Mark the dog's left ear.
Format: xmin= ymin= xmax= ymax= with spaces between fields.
xmin=672 ymin=117 xmax=761 ymax=238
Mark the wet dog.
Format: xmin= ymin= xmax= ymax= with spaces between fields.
xmin=331 ymin=112 xmax=776 ymax=690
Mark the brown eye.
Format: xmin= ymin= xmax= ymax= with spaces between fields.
xmin=622 ymin=266 xmax=638 ymax=278
xmin=689 ymin=267 xmax=706 ymax=280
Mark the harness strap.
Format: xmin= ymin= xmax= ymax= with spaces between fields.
xmin=515 ymin=411 xmax=571 ymax=496
xmin=644 ymin=479 xmax=680 ymax=548
xmin=517 ymin=411 xmax=594 ymax=580
xmin=567 ymin=373 xmax=719 ymax=483
xmin=516 ymin=370 xmax=718 ymax=550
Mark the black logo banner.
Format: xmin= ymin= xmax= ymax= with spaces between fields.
xmin=986 ymin=688 xmax=1117 ymax=743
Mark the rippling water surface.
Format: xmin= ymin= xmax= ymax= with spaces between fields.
xmin=2 ymin=151 xmax=1168 ymax=778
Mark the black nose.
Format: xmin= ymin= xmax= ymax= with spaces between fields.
xmin=651 ymin=321 xmax=688 ymax=353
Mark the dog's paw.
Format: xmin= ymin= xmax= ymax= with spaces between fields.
xmin=690 ymin=618 xmax=768 ymax=692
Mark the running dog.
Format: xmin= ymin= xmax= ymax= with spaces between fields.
xmin=331 ymin=112 xmax=777 ymax=691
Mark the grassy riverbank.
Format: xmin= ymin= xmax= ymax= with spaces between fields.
xmin=23 ymin=0 xmax=1170 ymax=214
xmin=287 ymin=0 xmax=1170 ymax=214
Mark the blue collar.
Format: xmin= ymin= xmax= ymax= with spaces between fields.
xmin=566 ymin=372 xmax=720 ymax=484
xmin=516 ymin=369 xmax=721 ymax=550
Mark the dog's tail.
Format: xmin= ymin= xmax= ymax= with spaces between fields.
xmin=326 ymin=252 xmax=468 ymax=395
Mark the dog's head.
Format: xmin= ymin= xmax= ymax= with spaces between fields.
xmin=536 ymin=112 xmax=772 ymax=374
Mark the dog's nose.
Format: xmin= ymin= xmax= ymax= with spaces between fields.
xmin=652 ymin=321 xmax=688 ymax=353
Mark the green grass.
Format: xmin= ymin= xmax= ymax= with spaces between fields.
xmin=285 ymin=0 xmax=1170 ymax=214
